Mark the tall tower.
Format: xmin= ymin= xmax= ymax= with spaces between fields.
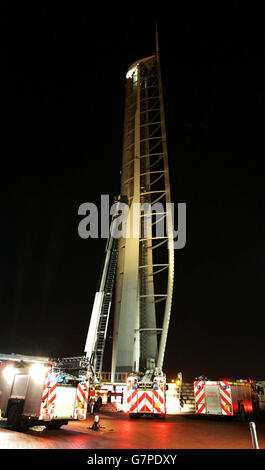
xmin=111 ymin=29 xmax=174 ymax=381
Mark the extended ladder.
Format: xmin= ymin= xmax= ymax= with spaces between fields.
xmin=93 ymin=236 xmax=118 ymax=377
xmin=84 ymin=196 xmax=126 ymax=380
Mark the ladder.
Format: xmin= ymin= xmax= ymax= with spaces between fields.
xmin=84 ymin=195 xmax=127 ymax=381
xmin=93 ymin=235 xmax=118 ymax=378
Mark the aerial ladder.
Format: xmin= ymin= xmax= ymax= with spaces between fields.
xmin=84 ymin=195 xmax=127 ymax=382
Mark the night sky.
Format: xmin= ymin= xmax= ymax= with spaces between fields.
xmin=0 ymin=5 xmax=264 ymax=382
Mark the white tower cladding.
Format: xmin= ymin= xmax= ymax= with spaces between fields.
xmin=111 ymin=32 xmax=174 ymax=381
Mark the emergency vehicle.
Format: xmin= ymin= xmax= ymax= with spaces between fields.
xmin=194 ymin=377 xmax=260 ymax=420
xmin=0 ymin=354 xmax=92 ymax=429
xmin=125 ymin=368 xmax=166 ymax=418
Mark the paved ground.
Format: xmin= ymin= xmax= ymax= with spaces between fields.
xmin=0 ymin=411 xmax=265 ymax=449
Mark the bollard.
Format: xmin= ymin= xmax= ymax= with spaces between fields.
xmin=88 ymin=414 xmax=101 ymax=431
xmin=249 ymin=422 xmax=259 ymax=449
xmin=92 ymin=415 xmax=100 ymax=431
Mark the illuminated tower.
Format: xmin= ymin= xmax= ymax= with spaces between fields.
xmin=111 ymin=29 xmax=174 ymax=380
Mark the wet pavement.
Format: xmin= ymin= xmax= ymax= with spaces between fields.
xmin=0 ymin=411 xmax=265 ymax=449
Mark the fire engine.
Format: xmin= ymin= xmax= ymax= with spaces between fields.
xmin=194 ymin=377 xmax=260 ymax=421
xmin=0 ymin=354 xmax=92 ymax=429
xmin=126 ymin=368 xmax=166 ymax=418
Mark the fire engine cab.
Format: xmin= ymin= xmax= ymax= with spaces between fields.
xmin=194 ymin=377 xmax=260 ymax=421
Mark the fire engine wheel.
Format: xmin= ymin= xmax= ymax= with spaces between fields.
xmin=129 ymin=413 xmax=139 ymax=419
xmin=157 ymin=414 xmax=166 ymax=420
xmin=45 ymin=424 xmax=63 ymax=429
xmin=45 ymin=420 xmax=68 ymax=429
xmin=7 ymin=404 xmax=20 ymax=429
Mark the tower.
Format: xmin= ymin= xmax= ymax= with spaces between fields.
xmin=111 ymin=28 xmax=174 ymax=381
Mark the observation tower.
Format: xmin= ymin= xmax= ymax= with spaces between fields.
xmin=111 ymin=28 xmax=174 ymax=381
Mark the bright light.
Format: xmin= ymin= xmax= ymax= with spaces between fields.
xmin=2 ymin=365 xmax=16 ymax=384
xmin=126 ymin=64 xmax=138 ymax=79
xmin=30 ymin=364 xmax=46 ymax=384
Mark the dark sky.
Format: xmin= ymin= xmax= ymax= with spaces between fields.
xmin=0 ymin=5 xmax=264 ymax=382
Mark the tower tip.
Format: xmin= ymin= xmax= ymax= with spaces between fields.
xmin=155 ymin=24 xmax=159 ymax=56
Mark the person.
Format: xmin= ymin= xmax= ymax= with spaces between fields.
xmin=107 ymin=390 xmax=111 ymax=403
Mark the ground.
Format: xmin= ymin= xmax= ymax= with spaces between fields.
xmin=0 ymin=411 xmax=265 ymax=450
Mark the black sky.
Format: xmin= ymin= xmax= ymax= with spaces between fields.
xmin=0 ymin=5 xmax=264 ymax=381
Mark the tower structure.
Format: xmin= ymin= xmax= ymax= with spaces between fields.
xmin=111 ymin=29 xmax=174 ymax=381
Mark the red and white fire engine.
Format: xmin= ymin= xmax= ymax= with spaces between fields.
xmin=125 ymin=368 xmax=166 ymax=418
xmin=0 ymin=353 xmax=110 ymax=430
xmin=0 ymin=354 xmax=93 ymax=429
xmin=194 ymin=377 xmax=260 ymax=420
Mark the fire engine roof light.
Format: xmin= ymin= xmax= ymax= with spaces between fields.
xmin=2 ymin=365 xmax=16 ymax=383
xmin=30 ymin=364 xmax=46 ymax=384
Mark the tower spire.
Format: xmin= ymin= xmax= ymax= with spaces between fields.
xmin=155 ymin=24 xmax=159 ymax=57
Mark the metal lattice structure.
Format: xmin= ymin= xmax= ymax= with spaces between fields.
xmin=111 ymin=29 xmax=174 ymax=380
